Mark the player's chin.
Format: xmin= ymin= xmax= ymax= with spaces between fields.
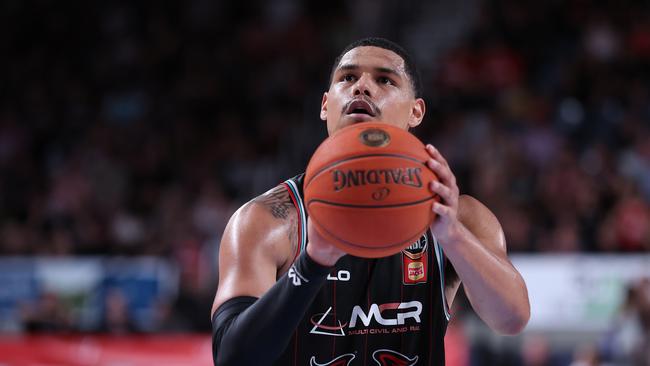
xmin=343 ymin=114 xmax=379 ymax=125
xmin=334 ymin=115 xmax=380 ymax=133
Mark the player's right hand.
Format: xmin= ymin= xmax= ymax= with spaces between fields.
xmin=306 ymin=218 xmax=346 ymax=267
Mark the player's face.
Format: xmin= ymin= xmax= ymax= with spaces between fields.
xmin=321 ymin=46 xmax=425 ymax=135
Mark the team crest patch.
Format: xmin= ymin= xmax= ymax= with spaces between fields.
xmin=402 ymin=234 xmax=428 ymax=285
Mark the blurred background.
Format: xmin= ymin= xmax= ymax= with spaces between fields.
xmin=1 ymin=0 xmax=649 ymax=365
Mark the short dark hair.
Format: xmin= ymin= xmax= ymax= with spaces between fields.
xmin=330 ymin=37 xmax=422 ymax=98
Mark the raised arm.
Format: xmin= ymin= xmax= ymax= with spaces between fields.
xmin=211 ymin=187 xmax=296 ymax=315
xmin=425 ymin=144 xmax=530 ymax=335
xmin=210 ymin=186 xmax=338 ymax=366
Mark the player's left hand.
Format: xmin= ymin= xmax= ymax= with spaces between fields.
xmin=425 ymin=144 xmax=461 ymax=243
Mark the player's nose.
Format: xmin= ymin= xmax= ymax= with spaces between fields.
xmin=353 ymin=73 xmax=374 ymax=98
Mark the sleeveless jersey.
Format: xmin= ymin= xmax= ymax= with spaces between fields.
xmin=275 ymin=174 xmax=450 ymax=366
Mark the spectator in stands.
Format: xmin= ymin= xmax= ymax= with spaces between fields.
xmin=602 ymin=278 xmax=650 ymax=365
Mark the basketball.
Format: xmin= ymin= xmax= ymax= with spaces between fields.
xmin=304 ymin=122 xmax=439 ymax=258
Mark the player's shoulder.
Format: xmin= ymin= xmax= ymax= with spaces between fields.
xmin=458 ymin=195 xmax=503 ymax=235
xmin=458 ymin=194 xmax=506 ymax=251
xmin=223 ymin=183 xmax=299 ymax=266
xmin=230 ymin=183 xmax=297 ymax=231
xmin=459 ymin=194 xmax=497 ymax=221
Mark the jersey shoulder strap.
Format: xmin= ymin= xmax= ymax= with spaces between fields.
xmin=282 ymin=174 xmax=307 ymax=257
xmin=430 ymin=232 xmax=451 ymax=321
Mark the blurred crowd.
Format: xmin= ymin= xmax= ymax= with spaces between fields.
xmin=462 ymin=277 xmax=650 ymax=366
xmin=1 ymin=0 xmax=650 ymax=359
xmin=425 ymin=0 xmax=650 ymax=254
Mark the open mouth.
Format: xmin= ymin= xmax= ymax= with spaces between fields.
xmin=345 ymin=99 xmax=376 ymax=117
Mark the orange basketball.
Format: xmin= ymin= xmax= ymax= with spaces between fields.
xmin=304 ymin=122 xmax=439 ymax=258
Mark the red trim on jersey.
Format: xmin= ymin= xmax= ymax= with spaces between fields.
xmin=332 ymin=281 xmax=337 ymax=357
xmin=400 ymin=262 xmax=405 ymax=350
xmin=282 ymin=182 xmax=302 ymax=262
xmin=427 ymin=269 xmax=433 ymax=365
xmin=293 ymin=329 xmax=298 ymax=366
xmin=443 ymin=255 xmax=451 ymax=317
xmin=363 ymin=261 xmax=371 ymax=366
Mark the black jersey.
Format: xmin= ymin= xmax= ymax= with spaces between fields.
xmin=275 ymin=174 xmax=450 ymax=366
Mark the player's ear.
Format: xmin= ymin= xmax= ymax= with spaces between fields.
xmin=408 ymin=98 xmax=425 ymax=128
xmin=320 ymin=92 xmax=328 ymax=121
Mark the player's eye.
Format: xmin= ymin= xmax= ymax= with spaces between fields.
xmin=377 ymin=76 xmax=394 ymax=85
xmin=342 ymin=74 xmax=357 ymax=82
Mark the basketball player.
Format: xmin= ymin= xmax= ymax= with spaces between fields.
xmin=211 ymin=38 xmax=530 ymax=366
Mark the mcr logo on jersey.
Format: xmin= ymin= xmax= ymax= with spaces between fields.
xmin=310 ymin=301 xmax=422 ymax=337
xmin=372 ymin=349 xmax=419 ymax=366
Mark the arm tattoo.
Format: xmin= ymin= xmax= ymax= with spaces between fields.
xmin=255 ymin=186 xmax=294 ymax=220
xmin=255 ymin=185 xmax=300 ymax=257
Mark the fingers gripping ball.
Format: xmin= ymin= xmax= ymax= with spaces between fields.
xmin=304 ymin=122 xmax=439 ymax=258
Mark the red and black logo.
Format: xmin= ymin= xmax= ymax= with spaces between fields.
xmin=372 ymin=349 xmax=419 ymax=365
